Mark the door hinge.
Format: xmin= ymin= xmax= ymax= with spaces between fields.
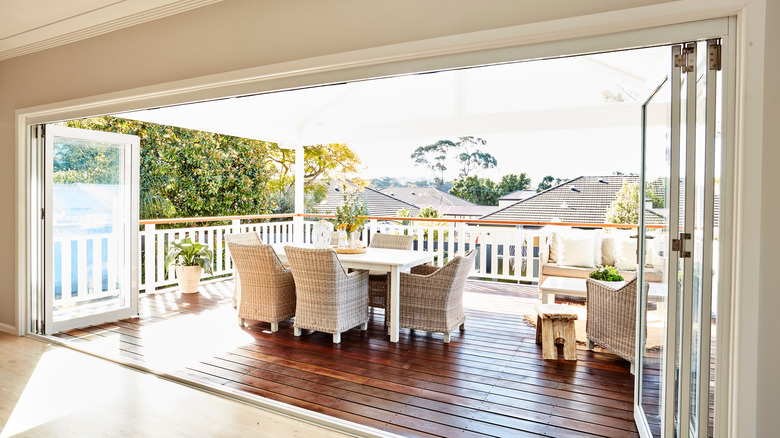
xmin=41 ymin=208 xmax=45 ymax=220
xmin=674 ymin=45 xmax=695 ymax=73
xmin=672 ymin=233 xmax=691 ymax=258
xmin=709 ymin=42 xmax=722 ymax=71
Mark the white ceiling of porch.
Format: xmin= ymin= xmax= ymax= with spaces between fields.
xmin=116 ymin=46 xmax=670 ymax=146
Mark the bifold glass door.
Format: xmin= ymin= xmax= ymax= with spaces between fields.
xmin=636 ymin=40 xmax=721 ymax=438
xmin=42 ymin=125 xmax=140 ymax=335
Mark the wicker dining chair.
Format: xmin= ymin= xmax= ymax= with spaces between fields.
xmin=367 ymin=233 xmax=415 ymax=309
xmin=225 ymin=232 xmax=262 ymax=308
xmin=226 ymin=241 xmax=296 ymax=332
xmin=397 ymin=250 xmax=476 ymax=343
xmin=585 ymin=276 xmax=649 ymax=373
xmin=284 ymin=246 xmax=369 ymax=344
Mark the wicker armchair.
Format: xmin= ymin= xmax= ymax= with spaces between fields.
xmin=284 ymin=246 xmax=369 ymax=344
xmin=225 ymin=232 xmax=262 ymax=308
xmin=398 ymin=250 xmax=476 ymax=343
xmin=227 ymin=241 xmax=296 ymax=332
xmin=367 ymin=234 xmax=415 ymax=309
xmin=585 ymin=276 xmax=649 ymax=372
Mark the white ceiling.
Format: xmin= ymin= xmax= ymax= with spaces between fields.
xmin=0 ymin=0 xmax=220 ymax=61
xmin=117 ymin=47 xmax=670 ymax=146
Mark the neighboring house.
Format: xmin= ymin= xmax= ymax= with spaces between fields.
xmin=380 ymin=186 xmax=498 ymax=219
xmin=497 ymin=190 xmax=537 ymax=208
xmin=481 ymin=175 xmax=666 ymax=226
xmin=317 ymin=181 xmax=420 ymax=217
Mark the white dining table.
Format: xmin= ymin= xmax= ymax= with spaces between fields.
xmin=272 ymin=244 xmax=434 ymax=343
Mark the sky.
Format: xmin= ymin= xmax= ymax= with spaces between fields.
xmin=348 ymin=125 xmax=643 ymax=187
xmin=334 ymin=46 xmax=671 ymax=187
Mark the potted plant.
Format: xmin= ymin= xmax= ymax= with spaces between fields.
xmin=589 ymin=266 xmax=625 ymax=284
xmin=164 ymin=237 xmax=214 ymax=293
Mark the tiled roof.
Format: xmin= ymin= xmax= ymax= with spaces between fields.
xmin=317 ymin=181 xmax=420 ymax=217
xmin=435 ymin=205 xmax=499 ymax=217
xmin=379 ymin=186 xmax=476 ymax=207
xmin=481 ymin=175 xmax=666 ymax=225
xmin=498 ymin=190 xmax=536 ymax=201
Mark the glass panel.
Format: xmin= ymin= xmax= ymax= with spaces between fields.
xmin=641 ymin=78 xmax=672 ymax=438
xmin=709 ymin=68 xmax=722 ymax=438
xmin=51 ymin=134 xmax=129 ymax=322
xmin=689 ymin=42 xmax=708 ymax=435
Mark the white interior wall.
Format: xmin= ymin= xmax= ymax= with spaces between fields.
xmin=0 ymin=0 xmax=776 ymax=435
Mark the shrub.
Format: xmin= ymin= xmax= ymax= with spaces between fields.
xmin=589 ymin=266 xmax=624 ymax=281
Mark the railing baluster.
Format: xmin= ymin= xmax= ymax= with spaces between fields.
xmin=92 ymin=237 xmax=103 ymax=294
xmin=61 ymin=238 xmax=72 ymax=302
xmin=77 ymin=237 xmax=88 ymax=299
xmin=107 ymin=234 xmax=117 ymax=293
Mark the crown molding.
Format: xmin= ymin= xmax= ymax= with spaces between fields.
xmin=0 ymin=0 xmax=221 ymax=62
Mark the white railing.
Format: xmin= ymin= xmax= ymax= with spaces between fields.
xmin=53 ymin=232 xmax=123 ymax=307
xmin=138 ymin=217 xmax=546 ymax=292
xmin=139 ymin=219 xmax=300 ymax=292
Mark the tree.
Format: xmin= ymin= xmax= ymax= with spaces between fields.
xmin=370 ymin=177 xmax=402 ymax=189
xmin=411 ymin=136 xmax=496 ymax=189
xmin=266 ymin=142 xmax=362 ymax=187
xmin=449 ymin=176 xmax=499 ymax=206
xmin=410 ymin=141 xmax=450 ymax=189
xmin=65 ymin=116 xmax=276 ymax=220
xmin=497 ymin=173 xmax=531 ymax=196
xmin=536 ymin=175 xmax=568 ymax=192
xmin=606 ymin=180 xmax=641 ymax=224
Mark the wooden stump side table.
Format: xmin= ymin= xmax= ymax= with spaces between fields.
xmin=534 ymin=303 xmax=578 ymax=361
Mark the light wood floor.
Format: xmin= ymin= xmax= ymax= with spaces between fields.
xmin=0 ymin=332 xmax=372 ymax=437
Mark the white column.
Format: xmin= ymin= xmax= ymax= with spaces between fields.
xmin=294 ymin=143 xmax=305 ymax=243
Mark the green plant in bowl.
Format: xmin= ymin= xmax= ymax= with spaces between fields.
xmin=164 ymin=237 xmax=214 ymax=275
xmin=589 ymin=266 xmax=624 ymax=282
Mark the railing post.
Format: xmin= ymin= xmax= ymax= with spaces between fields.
xmin=457 ymin=221 xmax=466 ymax=258
xmin=231 ymin=218 xmax=241 ymax=234
xmin=143 ymin=224 xmax=156 ymax=292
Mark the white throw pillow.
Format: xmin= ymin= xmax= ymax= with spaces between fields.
xmin=553 ymin=229 xmax=602 ymax=267
xmin=614 ymin=236 xmax=638 ymax=271
xmin=557 ymin=233 xmax=597 ymax=268
xmin=601 ymin=234 xmax=616 ymax=266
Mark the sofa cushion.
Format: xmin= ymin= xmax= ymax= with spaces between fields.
xmin=542 ymin=263 xmax=593 ymax=279
xmin=615 ymin=236 xmax=638 ymax=270
xmin=542 ymin=263 xmax=663 ymax=283
xmin=557 ymin=233 xmax=597 ymax=268
xmin=601 ymin=234 xmax=616 ymax=266
xmin=549 ymin=229 xmax=603 ymax=267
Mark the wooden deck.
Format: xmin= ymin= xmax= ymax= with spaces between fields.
xmin=53 ymin=279 xmax=639 ymax=437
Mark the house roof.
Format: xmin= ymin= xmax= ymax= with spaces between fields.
xmin=481 ymin=175 xmax=666 ymax=225
xmin=498 ymin=189 xmax=536 ymax=201
xmin=434 ymin=205 xmax=499 ymax=217
xmin=379 ymin=186 xmax=476 ymax=207
xmin=317 ymin=181 xmax=420 ymax=217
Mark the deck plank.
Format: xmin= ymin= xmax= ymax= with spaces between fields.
xmin=58 ymin=279 xmax=639 ymax=437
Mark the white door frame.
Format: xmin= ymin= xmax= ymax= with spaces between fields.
xmin=14 ymin=16 xmax=736 ymax=436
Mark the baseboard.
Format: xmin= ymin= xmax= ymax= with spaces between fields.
xmin=0 ymin=322 xmax=18 ymax=335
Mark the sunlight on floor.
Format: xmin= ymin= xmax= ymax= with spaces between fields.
xmin=1 ymin=348 xmax=125 ymax=437
xmin=136 ymin=303 xmax=255 ymax=372
xmin=0 ymin=339 xmax=354 ymax=437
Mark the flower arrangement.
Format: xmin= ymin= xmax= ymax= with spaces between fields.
xmin=589 ymin=266 xmax=624 ymax=282
xmin=332 ymin=183 xmax=369 ymax=233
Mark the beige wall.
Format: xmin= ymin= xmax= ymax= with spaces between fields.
xmin=0 ymin=0 xmax=776 ymax=435
xmin=757 ymin=0 xmax=780 ymax=435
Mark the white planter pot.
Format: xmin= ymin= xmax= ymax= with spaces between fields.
xmin=592 ymin=279 xmax=627 ymax=289
xmin=175 ymin=265 xmax=203 ymax=294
